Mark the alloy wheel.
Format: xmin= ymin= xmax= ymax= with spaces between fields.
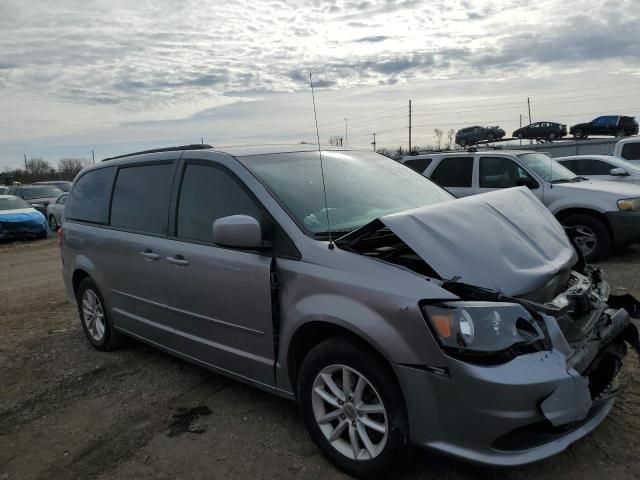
xmin=311 ymin=365 xmax=388 ymax=461
xmin=573 ymin=225 xmax=598 ymax=258
xmin=82 ymin=289 xmax=105 ymax=342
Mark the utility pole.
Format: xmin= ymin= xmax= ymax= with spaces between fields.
xmin=201 ymin=137 xmax=204 ymax=145
xmin=527 ymin=97 xmax=532 ymax=124
xmin=371 ymin=133 xmax=377 ymax=151
xmin=408 ymin=100 xmax=412 ymax=153
xmin=91 ymin=149 xmax=95 ymax=164
xmin=344 ymin=118 xmax=348 ymax=146
xmin=24 ymin=153 xmax=28 ymax=171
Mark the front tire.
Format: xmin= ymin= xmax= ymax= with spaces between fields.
xmin=573 ymin=128 xmax=585 ymax=139
xmin=297 ymin=337 xmax=408 ymax=479
xmin=561 ymin=214 xmax=611 ymax=262
xmin=487 ymin=132 xmax=496 ymax=142
xmin=77 ymin=277 xmax=122 ymax=351
xmin=615 ymin=128 xmax=626 ymax=138
xmin=458 ymin=138 xmax=467 ymax=147
xmin=49 ymin=215 xmax=58 ymax=231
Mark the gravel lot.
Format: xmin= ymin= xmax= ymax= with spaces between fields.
xmin=1 ymin=238 xmax=639 ymax=480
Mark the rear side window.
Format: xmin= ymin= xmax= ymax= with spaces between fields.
xmin=576 ymin=159 xmax=615 ymax=175
xmin=110 ymin=163 xmax=175 ymax=235
xmin=176 ymin=164 xmax=264 ymax=243
xmin=403 ymin=158 xmax=432 ymax=174
xmin=621 ymin=143 xmax=640 ymax=161
xmin=66 ymin=167 xmax=116 ymax=224
xmin=430 ymin=157 xmax=474 ymax=188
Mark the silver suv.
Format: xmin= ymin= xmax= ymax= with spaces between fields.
xmin=61 ymin=145 xmax=639 ymax=478
xmin=402 ymin=150 xmax=640 ymax=262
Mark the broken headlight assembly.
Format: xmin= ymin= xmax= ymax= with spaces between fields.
xmin=422 ymin=301 xmax=548 ymax=365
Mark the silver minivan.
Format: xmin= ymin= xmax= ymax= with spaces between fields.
xmin=61 ymin=145 xmax=639 ymax=478
xmin=402 ymin=151 xmax=640 ymax=262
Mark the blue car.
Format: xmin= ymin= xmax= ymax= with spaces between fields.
xmin=0 ymin=195 xmax=49 ymax=240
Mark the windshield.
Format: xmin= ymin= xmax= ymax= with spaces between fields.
xmin=38 ymin=181 xmax=71 ymax=192
xmin=22 ymin=186 xmax=63 ymax=199
xmin=239 ymin=150 xmax=454 ymax=236
xmin=518 ymin=153 xmax=577 ymax=183
xmin=0 ymin=196 xmax=32 ymax=211
xmin=616 ymin=157 xmax=640 ymax=172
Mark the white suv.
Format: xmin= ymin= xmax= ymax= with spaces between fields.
xmin=401 ymin=150 xmax=640 ymax=261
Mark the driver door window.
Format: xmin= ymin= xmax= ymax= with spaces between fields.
xmin=478 ymin=157 xmax=539 ymax=194
xmin=176 ymin=164 xmax=265 ymax=244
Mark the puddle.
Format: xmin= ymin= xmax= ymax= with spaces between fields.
xmin=167 ymin=405 xmax=212 ymax=437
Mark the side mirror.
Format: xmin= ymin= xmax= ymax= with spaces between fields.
xmin=516 ymin=177 xmax=538 ymax=189
xmin=610 ymin=167 xmax=628 ymax=177
xmin=212 ymin=215 xmax=263 ymax=249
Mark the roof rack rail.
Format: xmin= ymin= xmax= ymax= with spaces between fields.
xmin=102 ymin=144 xmax=213 ymax=162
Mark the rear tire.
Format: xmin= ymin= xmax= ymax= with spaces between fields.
xmin=487 ymin=132 xmax=496 ymax=142
xmin=517 ymin=132 xmax=524 ymax=140
xmin=77 ymin=277 xmax=123 ymax=351
xmin=548 ymin=131 xmax=557 ymax=140
xmin=297 ymin=337 xmax=409 ymax=479
xmin=615 ymin=129 xmax=626 ymax=138
xmin=458 ymin=138 xmax=467 ymax=147
xmin=561 ymin=214 xmax=611 ymax=262
xmin=49 ymin=215 xmax=58 ymax=231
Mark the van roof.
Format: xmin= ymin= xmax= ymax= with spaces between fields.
xmin=101 ymin=143 xmax=356 ymax=162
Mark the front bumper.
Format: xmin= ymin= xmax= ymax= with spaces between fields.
xmin=397 ymin=303 xmax=638 ymax=467
xmin=605 ymin=211 xmax=640 ymax=245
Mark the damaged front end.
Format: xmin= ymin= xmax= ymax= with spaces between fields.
xmin=337 ymin=187 xmax=640 ymax=460
xmin=441 ymin=267 xmax=640 ymax=426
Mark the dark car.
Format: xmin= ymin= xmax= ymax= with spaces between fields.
xmin=6 ymin=185 xmax=63 ymax=215
xmin=455 ymin=126 xmax=505 ymax=147
xmin=513 ymin=122 xmax=567 ymax=140
xmin=0 ymin=195 xmax=48 ymax=240
xmin=570 ymin=116 xmax=639 ymax=139
xmin=34 ymin=180 xmax=72 ymax=192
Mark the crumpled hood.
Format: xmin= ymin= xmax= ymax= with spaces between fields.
xmin=380 ymin=187 xmax=576 ymax=296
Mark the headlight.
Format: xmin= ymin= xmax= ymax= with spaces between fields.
xmin=422 ymin=301 xmax=546 ymax=363
xmin=617 ymin=198 xmax=640 ymax=212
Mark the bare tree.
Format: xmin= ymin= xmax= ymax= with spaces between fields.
xmin=58 ymin=157 xmax=91 ymax=180
xmin=446 ymin=129 xmax=455 ymax=149
xmin=328 ymin=135 xmax=344 ymax=146
xmin=25 ymin=158 xmax=54 ymax=179
xmin=433 ymin=128 xmax=443 ymax=150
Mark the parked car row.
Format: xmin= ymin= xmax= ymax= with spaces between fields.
xmin=401 ymin=150 xmax=640 ymax=262
xmin=455 ymin=116 xmax=639 ymax=146
xmin=57 ymin=143 xmax=640 ymax=479
xmin=0 ymin=181 xmax=71 ymax=241
xmin=0 ymin=194 xmax=49 ymax=240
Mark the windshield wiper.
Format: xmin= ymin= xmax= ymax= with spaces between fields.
xmin=571 ymin=176 xmax=589 ymax=182
xmin=550 ymin=179 xmax=571 ymax=184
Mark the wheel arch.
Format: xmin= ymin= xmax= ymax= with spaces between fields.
xmin=286 ymin=321 xmax=400 ymax=399
xmin=555 ymin=208 xmax=613 ymax=241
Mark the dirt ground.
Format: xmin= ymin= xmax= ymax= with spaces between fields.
xmin=1 ymin=238 xmax=639 ymax=480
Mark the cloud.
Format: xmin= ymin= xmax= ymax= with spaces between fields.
xmin=354 ymin=35 xmax=389 ymax=43
xmin=1 ymin=0 xmax=640 ymax=167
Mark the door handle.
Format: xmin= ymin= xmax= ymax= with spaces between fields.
xmin=166 ymin=255 xmax=189 ymax=266
xmin=140 ymin=249 xmax=160 ymax=261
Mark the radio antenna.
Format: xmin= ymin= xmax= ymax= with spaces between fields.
xmin=310 ymin=73 xmax=334 ymax=249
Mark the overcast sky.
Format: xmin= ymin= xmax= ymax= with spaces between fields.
xmin=1 ymin=0 xmax=639 ymax=168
